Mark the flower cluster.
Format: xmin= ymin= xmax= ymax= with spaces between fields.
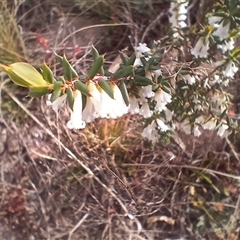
xmin=2 ymin=0 xmax=239 ymax=144
xmin=168 ymin=0 xmax=188 ymax=37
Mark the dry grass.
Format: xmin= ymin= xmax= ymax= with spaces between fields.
xmin=0 ymin=1 xmax=240 ymax=240
xmin=0 ymin=0 xmax=28 ymax=64
xmin=0 ymin=85 xmax=240 ymax=239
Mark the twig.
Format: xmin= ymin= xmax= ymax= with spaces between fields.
xmin=100 ymin=158 xmax=141 ymax=209
xmin=68 ymin=213 xmax=89 ymax=240
xmin=4 ymin=89 xmax=130 ymax=216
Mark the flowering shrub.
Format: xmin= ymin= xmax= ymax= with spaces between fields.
xmin=0 ymin=0 xmax=239 ymax=143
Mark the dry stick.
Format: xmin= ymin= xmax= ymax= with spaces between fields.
xmin=67 ymin=213 xmax=89 ymax=240
xmin=99 ymin=158 xmax=141 ymax=209
xmin=58 ymin=23 xmax=135 ymax=48
xmin=141 ymin=12 xmax=165 ymax=43
xmin=5 ymin=90 xmax=130 ymax=216
xmin=120 ymin=163 xmax=240 ymax=180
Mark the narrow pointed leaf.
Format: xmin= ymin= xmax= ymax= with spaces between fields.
xmin=140 ymin=57 xmax=147 ymax=66
xmin=63 ymin=55 xmax=72 ymax=81
xmin=66 ymin=88 xmax=74 ymax=110
xmin=81 ymin=93 xmax=87 ymax=111
xmin=87 ymin=55 xmax=104 ymax=79
xmin=50 ymin=81 xmax=63 ymax=102
xmin=126 ymin=53 xmax=136 ymax=66
xmin=29 ymin=85 xmax=53 ymax=97
xmin=118 ymin=81 xmax=129 ymax=106
xmin=98 ymin=78 xmax=114 ymax=99
xmin=162 ymin=85 xmax=171 ymax=94
xmin=134 ymin=75 xmax=153 ymax=86
xmin=152 ymin=84 xmax=160 ymax=92
xmin=91 ymin=46 xmax=104 ymax=74
xmin=113 ymin=66 xmax=133 ymax=80
xmin=57 ymin=76 xmax=66 ymax=83
xmin=91 ymin=45 xmax=100 ymax=60
xmin=75 ymin=80 xmax=89 ymax=97
xmin=54 ymin=52 xmax=63 ymax=65
xmin=42 ymin=62 xmax=55 ymax=84
xmin=119 ymin=52 xmax=128 ymax=65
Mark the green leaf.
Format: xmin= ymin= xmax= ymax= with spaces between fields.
xmin=91 ymin=45 xmax=100 ymax=60
xmin=29 ymin=85 xmax=53 ymax=97
xmin=126 ymin=53 xmax=136 ymax=66
xmin=50 ymin=81 xmax=63 ymax=102
xmin=98 ymin=78 xmax=114 ymax=99
xmin=42 ymin=62 xmax=55 ymax=84
xmin=82 ymin=93 xmax=87 ymax=111
xmin=1 ymin=62 xmax=49 ymax=87
xmin=152 ymin=84 xmax=160 ymax=92
xmin=54 ymin=52 xmax=63 ymax=65
xmin=66 ymin=88 xmax=74 ymax=110
xmin=57 ymin=76 xmax=66 ymax=83
xmin=113 ymin=66 xmax=133 ymax=80
xmin=75 ymin=81 xmax=89 ymax=97
xmin=144 ymin=57 xmax=156 ymax=72
xmin=118 ymin=81 xmax=129 ymax=106
xmin=63 ymin=55 xmax=72 ymax=81
xmin=162 ymin=85 xmax=171 ymax=94
xmin=134 ymin=75 xmax=153 ymax=86
xmin=231 ymin=48 xmax=240 ymax=59
xmin=0 ymin=69 xmax=30 ymax=87
xmin=119 ymin=52 xmax=128 ymax=65
xmin=91 ymin=46 xmax=104 ymax=75
xmin=87 ymin=55 xmax=104 ymax=79
xmin=140 ymin=57 xmax=147 ymax=66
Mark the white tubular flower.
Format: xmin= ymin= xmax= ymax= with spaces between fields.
xmin=98 ymin=89 xmax=114 ymax=118
xmin=154 ymin=89 xmax=172 ymax=112
xmin=136 ymin=43 xmax=151 ymax=54
xmin=67 ymin=90 xmax=86 ymax=129
xmin=129 ymin=95 xmax=140 ymax=114
xmin=82 ymin=98 xmax=94 ymax=123
xmin=169 ymin=2 xmax=178 ymax=28
xmin=217 ymin=123 xmax=228 ymax=137
xmin=210 ymin=74 xmax=221 ymax=85
xmin=141 ymin=71 xmax=155 ymax=98
xmin=142 ymin=86 xmax=155 ymax=98
xmin=111 ymin=84 xmax=129 ymax=118
xmin=218 ymin=38 xmax=234 ymax=53
xmin=191 ymin=37 xmax=209 ymax=58
xmin=84 ymin=81 xmax=102 ymax=119
xmin=169 ymin=0 xmax=188 ymax=35
xmin=183 ymin=74 xmax=196 ymax=85
xmin=134 ymin=57 xmax=150 ymax=67
xmin=156 ymin=119 xmax=169 ymax=132
xmin=164 ymin=108 xmax=173 ymax=121
xmin=208 ymin=16 xmax=222 ymax=26
xmin=140 ymin=102 xmax=152 ymax=118
xmin=179 ymin=119 xmax=191 ymax=135
xmin=134 ymin=43 xmax=151 ymax=66
xmin=46 ymin=94 xmax=67 ymax=113
xmin=222 ymin=79 xmax=229 ymax=86
xmin=202 ymin=119 xmax=216 ymax=131
xmin=223 ymin=61 xmax=238 ymax=78
xmin=88 ymin=80 xmax=101 ymax=102
xmin=141 ymin=122 xmax=159 ymax=143
xmin=154 ymin=69 xmax=162 ymax=81
xmin=193 ymin=125 xmax=201 ymax=137
xmin=193 ymin=96 xmax=203 ymax=111
xmin=213 ymin=21 xmax=230 ymax=40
